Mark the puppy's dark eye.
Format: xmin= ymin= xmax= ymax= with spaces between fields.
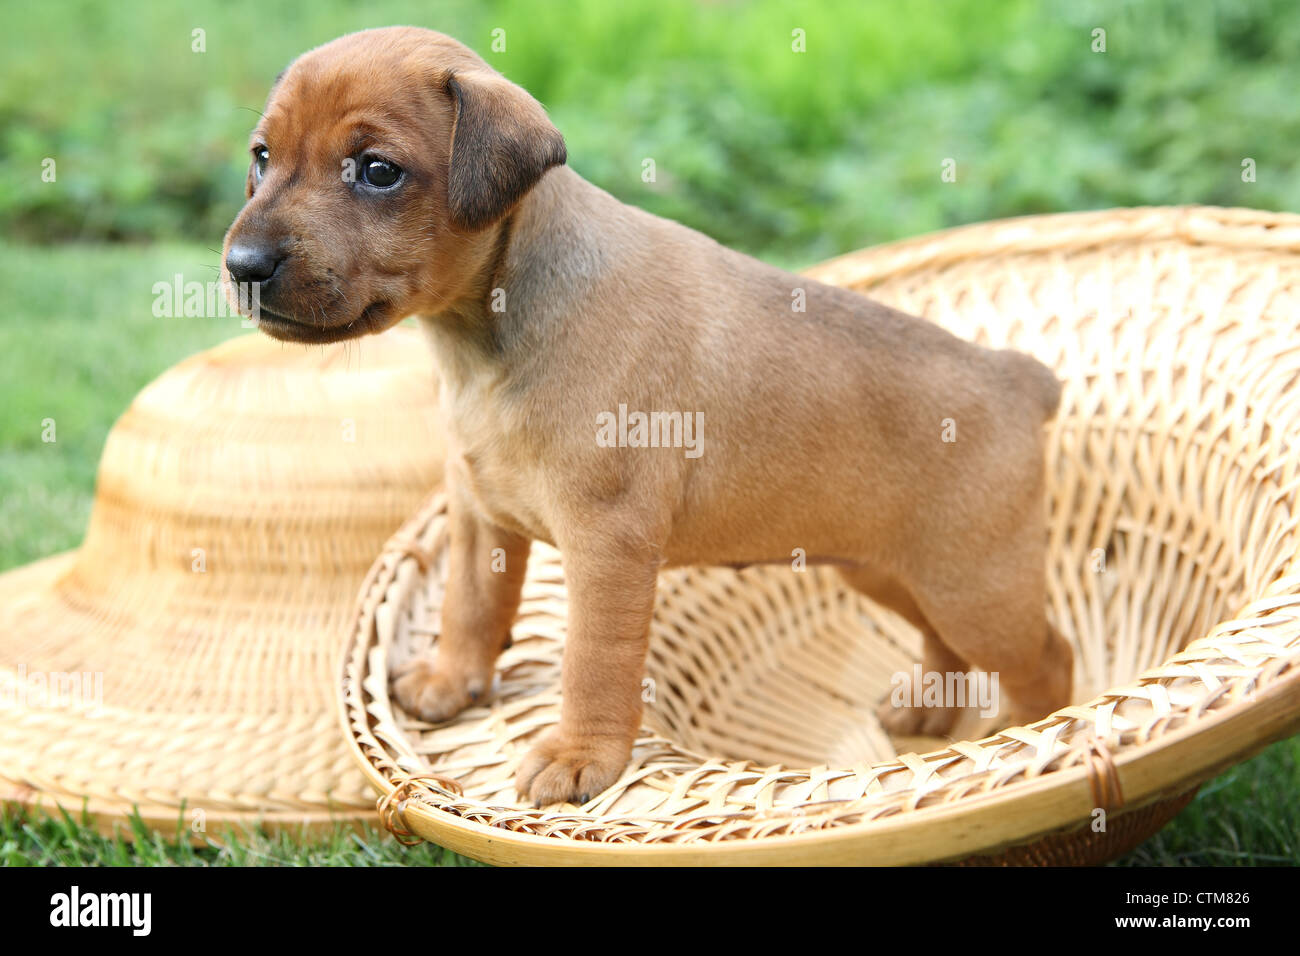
xmin=360 ymin=155 xmax=401 ymax=189
xmin=253 ymin=147 xmax=269 ymax=182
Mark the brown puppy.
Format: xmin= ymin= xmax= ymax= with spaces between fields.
xmin=222 ymin=26 xmax=1073 ymax=806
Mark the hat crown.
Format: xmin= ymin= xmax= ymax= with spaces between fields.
xmin=69 ymin=331 xmax=444 ymax=587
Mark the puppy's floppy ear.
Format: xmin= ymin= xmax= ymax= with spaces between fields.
xmin=444 ymin=70 xmax=567 ymax=231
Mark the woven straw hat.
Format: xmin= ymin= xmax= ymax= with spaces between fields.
xmin=344 ymin=206 xmax=1300 ymax=865
xmin=0 ymin=327 xmax=444 ymax=835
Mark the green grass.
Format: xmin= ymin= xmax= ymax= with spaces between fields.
xmin=0 ymin=242 xmax=238 ymax=569
xmin=0 ymin=804 xmax=481 ymax=867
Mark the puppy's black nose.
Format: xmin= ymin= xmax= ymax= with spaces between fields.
xmin=225 ymin=242 xmax=284 ymax=284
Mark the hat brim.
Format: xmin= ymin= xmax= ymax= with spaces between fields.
xmin=0 ymin=549 xmax=378 ymax=839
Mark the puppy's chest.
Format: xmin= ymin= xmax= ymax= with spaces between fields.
xmin=443 ymin=389 xmax=552 ymax=543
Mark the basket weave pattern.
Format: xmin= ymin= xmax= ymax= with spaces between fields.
xmin=342 ymin=207 xmax=1300 ymax=862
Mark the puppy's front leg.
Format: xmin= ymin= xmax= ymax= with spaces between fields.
xmin=393 ymin=482 xmax=530 ymax=722
xmin=515 ymin=534 xmax=660 ymax=806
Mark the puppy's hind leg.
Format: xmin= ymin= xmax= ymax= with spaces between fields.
xmin=908 ymin=542 xmax=1074 ymax=731
xmin=838 ymin=566 xmax=968 ymax=737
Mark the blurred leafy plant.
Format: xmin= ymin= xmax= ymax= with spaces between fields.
xmin=1 ymin=0 xmax=1297 ymax=263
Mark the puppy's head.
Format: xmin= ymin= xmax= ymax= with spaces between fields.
xmin=222 ymin=27 xmax=566 ymax=343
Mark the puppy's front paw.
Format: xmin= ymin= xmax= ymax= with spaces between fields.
xmin=391 ymin=657 xmax=489 ymax=723
xmin=515 ymin=729 xmax=632 ymax=807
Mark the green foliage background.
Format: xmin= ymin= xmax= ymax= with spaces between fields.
xmin=4 ymin=0 xmax=1299 ymax=260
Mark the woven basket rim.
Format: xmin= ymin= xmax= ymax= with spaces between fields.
xmin=339 ymin=205 xmax=1300 ymax=864
xmin=801 ymin=204 xmax=1300 ymax=288
xmin=340 ymin=496 xmax=1300 ymax=865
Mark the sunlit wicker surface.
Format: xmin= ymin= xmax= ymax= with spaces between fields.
xmin=0 ymin=328 xmax=445 ymax=835
xmin=342 ymin=206 xmax=1300 ymax=864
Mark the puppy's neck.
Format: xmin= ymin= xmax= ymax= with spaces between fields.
xmin=418 ymin=214 xmax=517 ymax=381
xmin=419 ymin=167 xmax=607 ymax=391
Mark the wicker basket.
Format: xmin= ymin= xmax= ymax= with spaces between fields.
xmin=341 ymin=206 xmax=1300 ymax=865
